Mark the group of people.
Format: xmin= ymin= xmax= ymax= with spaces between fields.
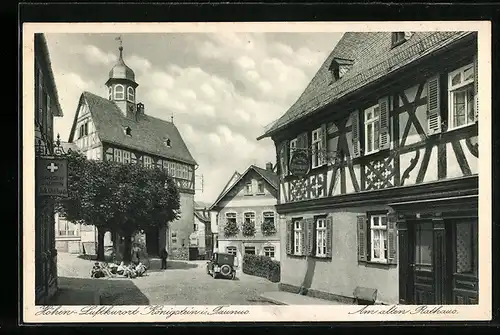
xmin=89 ymin=247 xmax=169 ymax=279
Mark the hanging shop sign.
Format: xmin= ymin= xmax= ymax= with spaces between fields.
xmin=36 ymin=157 xmax=68 ymax=197
xmin=289 ymin=150 xmax=310 ymax=177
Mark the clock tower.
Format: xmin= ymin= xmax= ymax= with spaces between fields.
xmin=105 ymin=40 xmax=139 ymax=119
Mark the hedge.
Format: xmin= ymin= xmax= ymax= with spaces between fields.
xmin=242 ymin=254 xmax=280 ymax=283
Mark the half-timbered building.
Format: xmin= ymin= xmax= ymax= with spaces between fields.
xmin=56 ymin=44 xmax=197 ymax=259
xmin=257 ymin=31 xmax=479 ymax=305
xmin=209 ymin=164 xmax=280 ymax=268
xmin=34 ymin=33 xmax=64 ymax=304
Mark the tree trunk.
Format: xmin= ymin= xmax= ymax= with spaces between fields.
xmin=122 ymin=232 xmax=132 ymax=263
xmin=97 ymin=228 xmax=105 ymax=261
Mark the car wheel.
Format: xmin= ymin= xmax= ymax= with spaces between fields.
xmin=220 ymin=264 xmax=231 ymax=277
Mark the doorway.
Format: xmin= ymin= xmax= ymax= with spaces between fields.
xmin=146 ymin=227 xmax=160 ymax=257
xmin=401 ymin=218 xmax=478 ymax=305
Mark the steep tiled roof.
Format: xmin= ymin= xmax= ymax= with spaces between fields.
xmin=258 ymin=31 xmax=473 ymax=139
xmin=36 ymin=34 xmax=63 ymax=117
xmin=78 ymin=91 xmax=197 ymax=165
xmin=208 ymin=165 xmax=279 ymax=211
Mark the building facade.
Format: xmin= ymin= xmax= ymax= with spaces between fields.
xmin=189 ymin=202 xmax=212 ymax=259
xmin=209 ymin=164 xmax=280 ymax=268
xmin=55 ymin=44 xmax=197 ymax=260
xmin=34 ymin=33 xmax=64 ymax=304
xmin=258 ymin=32 xmax=479 ymax=305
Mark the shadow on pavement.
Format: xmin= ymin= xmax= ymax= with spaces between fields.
xmin=146 ymin=258 xmax=199 ymax=272
xmin=48 ymin=276 xmax=149 ymax=305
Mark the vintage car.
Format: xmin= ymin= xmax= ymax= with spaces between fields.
xmin=206 ymin=252 xmax=236 ymax=279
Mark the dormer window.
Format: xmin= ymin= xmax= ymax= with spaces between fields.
xmin=391 ymin=32 xmax=413 ymax=48
xmin=328 ymin=58 xmax=354 ymax=84
xmin=127 ymin=86 xmax=135 ymax=103
xmin=114 ymin=84 xmax=125 ymax=100
xmin=164 ymin=138 xmax=171 ymax=147
xmin=124 ymin=126 xmax=132 ymax=136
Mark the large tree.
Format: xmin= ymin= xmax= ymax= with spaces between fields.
xmin=55 ymin=151 xmax=180 ymax=261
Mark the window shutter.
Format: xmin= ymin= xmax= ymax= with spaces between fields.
xmin=357 ymin=214 xmax=368 ymax=262
xmin=387 ymin=213 xmax=398 ymax=264
xmin=474 ymin=54 xmax=479 ymax=123
xmin=426 ymin=75 xmax=442 ymax=135
xmin=326 ymin=216 xmax=333 ymax=258
xmin=378 ymin=96 xmax=390 ymax=150
xmin=297 ymin=132 xmax=309 ymax=152
xmin=320 ymin=123 xmax=328 ymax=166
xmin=305 ymin=218 xmax=315 ymax=256
xmin=300 ymin=220 xmax=307 ymax=255
xmin=280 ymin=140 xmax=289 ymax=176
xmin=286 ymin=219 xmax=293 ymax=255
xmin=351 ymin=110 xmax=361 ymax=158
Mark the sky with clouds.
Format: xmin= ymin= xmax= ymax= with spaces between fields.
xmin=45 ymin=32 xmax=343 ymax=204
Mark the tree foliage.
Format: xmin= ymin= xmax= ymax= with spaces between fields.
xmin=55 ymin=151 xmax=180 ymax=260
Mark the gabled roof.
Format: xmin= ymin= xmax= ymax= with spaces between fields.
xmin=258 ymin=31 xmax=473 ymax=139
xmin=208 ymin=165 xmax=279 ymax=211
xmin=69 ymin=91 xmax=197 ymax=166
xmin=219 ymin=171 xmax=241 ymax=195
xmin=194 ymin=209 xmax=211 ymax=223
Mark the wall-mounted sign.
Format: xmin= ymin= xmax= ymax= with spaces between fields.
xmin=36 ymin=157 xmax=68 ymax=197
xmin=289 ymin=150 xmax=310 ymax=177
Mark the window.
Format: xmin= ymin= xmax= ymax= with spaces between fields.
xmin=264 ymin=246 xmax=275 ymax=258
xmin=448 ymin=63 xmax=475 ymax=129
xmin=311 ymin=127 xmax=323 ymax=168
xmin=114 ymin=84 xmax=125 ymax=100
xmin=122 ymin=150 xmax=131 ymax=164
xmin=289 ymin=138 xmax=298 ymax=157
xmin=316 ymin=218 xmax=327 ymax=257
xmin=226 ymin=246 xmax=237 ymax=255
xmin=244 ymin=212 xmax=255 ymax=226
xmin=127 ymin=86 xmax=135 ymax=102
xmin=182 ymin=239 xmax=186 ymax=247
xmin=370 ymin=214 xmax=388 ymax=263
xmin=226 ymin=212 xmax=237 ymax=225
xmin=294 ymin=220 xmax=303 ymax=255
xmin=257 ymin=180 xmax=265 ymax=194
xmin=391 ymin=32 xmax=411 ymax=48
xmin=455 ymin=221 xmax=478 ymax=275
xmin=78 ymin=122 xmax=89 ymax=139
xmin=125 ymin=127 xmax=132 ymax=136
xmin=114 ymin=148 xmax=123 ymax=163
xmin=164 ymin=138 xmax=171 ymax=147
xmin=263 ymin=212 xmax=275 ymax=225
xmin=57 ymin=217 xmax=78 ymax=237
xmin=193 ymin=223 xmax=198 ymax=232
xmin=143 ymin=155 xmax=153 ymax=168
xmin=245 ymin=182 xmax=253 ymax=195
xmin=364 ymin=104 xmax=381 ymax=155
xmin=244 ymin=246 xmax=256 ymax=255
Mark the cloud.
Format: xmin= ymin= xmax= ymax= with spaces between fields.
xmin=127 ymin=55 xmax=152 ymax=73
xmin=80 ymin=45 xmax=116 ymax=66
xmin=236 ymin=56 xmax=256 ymax=69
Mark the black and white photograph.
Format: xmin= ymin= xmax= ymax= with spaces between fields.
xmin=24 ymin=21 xmax=492 ymax=322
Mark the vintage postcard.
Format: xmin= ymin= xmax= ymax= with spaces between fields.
xmin=22 ymin=21 xmax=492 ymax=323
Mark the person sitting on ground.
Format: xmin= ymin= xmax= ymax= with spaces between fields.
xmin=136 ymin=262 xmax=147 ymax=277
xmin=116 ymin=261 xmax=126 ymax=276
xmin=91 ymin=262 xmax=105 ymax=278
xmin=108 ymin=262 xmax=118 ymax=274
xmin=126 ymin=264 xmax=137 ymax=278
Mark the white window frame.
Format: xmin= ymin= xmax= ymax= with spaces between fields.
xmin=264 ymin=246 xmax=275 ymax=258
xmin=225 ymin=212 xmax=237 ymax=225
xmin=244 ymin=212 xmax=256 ymax=227
xmin=263 ymin=211 xmax=275 ymax=224
xmin=289 ymin=138 xmax=298 ymax=157
xmin=123 ymin=150 xmax=131 ymax=164
xmin=257 ymin=180 xmax=265 ymax=194
xmin=311 ymin=127 xmax=323 ymax=169
xmin=127 ymin=86 xmax=135 ymax=102
xmin=364 ymin=104 xmax=381 ymax=155
xmin=57 ymin=217 xmax=78 ymax=237
xmin=114 ymin=84 xmax=125 ymax=100
xmin=448 ymin=63 xmax=475 ymax=130
xmin=370 ymin=214 xmax=388 ymax=263
xmin=293 ymin=220 xmax=303 ymax=255
xmin=226 ymin=246 xmax=237 ymax=255
xmin=245 ymin=182 xmax=253 ymax=195
xmin=114 ymin=148 xmax=123 ymax=163
xmin=108 ymin=87 xmax=112 ymax=100
xmin=143 ymin=155 xmax=153 ymax=168
xmin=244 ymin=246 xmax=256 ymax=255
xmin=316 ymin=218 xmax=327 ymax=257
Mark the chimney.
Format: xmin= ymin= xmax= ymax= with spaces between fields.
xmin=266 ymin=162 xmax=273 ymax=171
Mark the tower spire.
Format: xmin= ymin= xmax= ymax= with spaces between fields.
xmin=115 ymin=35 xmax=123 ymax=59
xmin=171 ymin=112 xmax=174 ymax=123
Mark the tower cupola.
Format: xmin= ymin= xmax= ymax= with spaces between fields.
xmin=105 ymin=37 xmax=139 ymax=119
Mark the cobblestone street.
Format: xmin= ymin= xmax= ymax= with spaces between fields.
xmin=57 ymin=253 xmax=278 ymax=305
